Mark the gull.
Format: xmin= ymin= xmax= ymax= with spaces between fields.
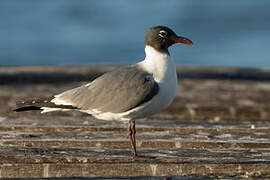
xmin=15 ymin=25 xmax=193 ymax=158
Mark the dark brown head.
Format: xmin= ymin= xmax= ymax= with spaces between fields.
xmin=144 ymin=26 xmax=193 ymax=53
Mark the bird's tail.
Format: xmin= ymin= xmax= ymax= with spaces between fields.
xmin=14 ymin=97 xmax=76 ymax=112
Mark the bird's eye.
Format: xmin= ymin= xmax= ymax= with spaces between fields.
xmin=159 ymin=30 xmax=167 ymax=38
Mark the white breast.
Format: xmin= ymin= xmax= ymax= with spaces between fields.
xmin=135 ymin=46 xmax=178 ymax=117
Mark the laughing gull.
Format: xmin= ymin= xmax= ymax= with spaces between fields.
xmin=14 ymin=26 xmax=193 ymax=157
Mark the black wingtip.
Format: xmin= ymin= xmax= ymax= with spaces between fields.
xmin=13 ymin=106 xmax=41 ymax=112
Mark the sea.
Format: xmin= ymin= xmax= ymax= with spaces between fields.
xmin=0 ymin=0 xmax=269 ymax=67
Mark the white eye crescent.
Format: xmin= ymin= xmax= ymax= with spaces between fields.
xmin=159 ymin=30 xmax=167 ymax=38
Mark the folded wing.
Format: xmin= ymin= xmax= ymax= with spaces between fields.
xmin=52 ymin=66 xmax=159 ymax=113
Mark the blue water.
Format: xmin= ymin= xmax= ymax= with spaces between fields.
xmin=0 ymin=0 xmax=269 ymax=67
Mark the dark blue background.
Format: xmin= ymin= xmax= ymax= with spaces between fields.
xmin=0 ymin=0 xmax=269 ymax=67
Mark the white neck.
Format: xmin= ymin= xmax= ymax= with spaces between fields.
xmin=140 ymin=45 xmax=176 ymax=82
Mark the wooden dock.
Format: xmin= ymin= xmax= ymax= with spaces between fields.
xmin=1 ymin=66 xmax=270 ymax=179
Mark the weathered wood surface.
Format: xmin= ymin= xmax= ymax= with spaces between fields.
xmin=1 ymin=66 xmax=270 ymax=179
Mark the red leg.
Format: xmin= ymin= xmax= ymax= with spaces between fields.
xmin=128 ymin=120 xmax=137 ymax=157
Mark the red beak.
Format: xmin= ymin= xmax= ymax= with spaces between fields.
xmin=171 ymin=36 xmax=193 ymax=45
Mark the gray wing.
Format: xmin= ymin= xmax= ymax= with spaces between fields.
xmin=54 ymin=65 xmax=159 ymax=113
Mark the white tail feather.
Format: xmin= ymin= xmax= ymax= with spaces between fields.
xmin=41 ymin=107 xmax=72 ymax=113
xmin=41 ymin=107 xmax=62 ymax=113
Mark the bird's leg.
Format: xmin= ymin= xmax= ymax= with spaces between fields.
xmin=128 ymin=119 xmax=137 ymax=157
xmin=131 ymin=119 xmax=137 ymax=155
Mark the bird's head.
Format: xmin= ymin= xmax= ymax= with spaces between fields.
xmin=144 ymin=26 xmax=193 ymax=53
